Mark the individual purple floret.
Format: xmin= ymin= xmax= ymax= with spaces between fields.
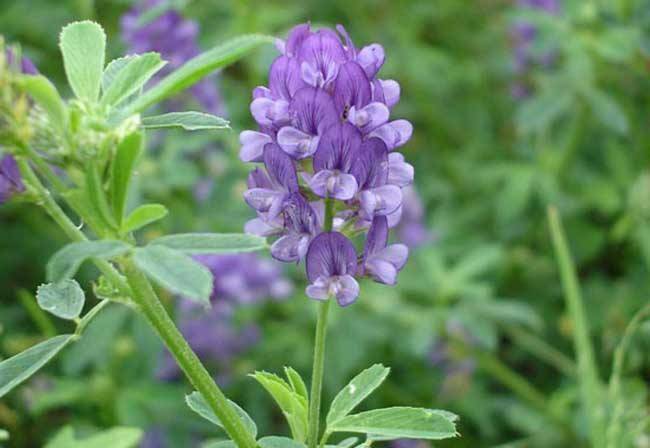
xmin=511 ymin=0 xmax=561 ymax=97
xmin=0 ymin=154 xmax=25 ymax=204
xmin=121 ymin=0 xmax=225 ymax=115
xmin=241 ymin=23 xmax=414 ymax=306
xmin=306 ymin=232 xmax=360 ymax=306
xmin=157 ymin=254 xmax=292 ymax=380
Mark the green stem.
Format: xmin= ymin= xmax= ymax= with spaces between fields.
xmin=121 ymin=258 xmax=258 ymax=448
xmin=505 ymin=326 xmax=576 ymax=378
xmin=308 ymin=198 xmax=335 ymax=448
xmin=606 ymin=302 xmax=650 ymax=447
xmin=470 ymin=345 xmax=549 ymax=413
xmin=22 ymin=144 xmax=69 ymax=195
xmin=308 ymin=300 xmax=331 ymax=448
xmin=548 ymin=206 xmax=605 ymax=448
xmin=17 ymin=159 xmax=257 ymax=448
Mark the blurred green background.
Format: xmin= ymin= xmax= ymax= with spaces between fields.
xmin=1 ymin=0 xmax=649 ymax=446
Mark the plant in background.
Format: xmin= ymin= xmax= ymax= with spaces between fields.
xmin=0 ymin=20 xmax=458 ymax=448
xmin=239 ymin=23 xmax=456 ymax=448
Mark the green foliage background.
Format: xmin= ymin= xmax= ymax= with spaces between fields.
xmin=1 ymin=0 xmax=649 ymax=446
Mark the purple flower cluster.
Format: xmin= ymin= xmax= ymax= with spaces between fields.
xmin=241 ymin=23 xmax=413 ymax=306
xmin=121 ymin=0 xmax=225 ymax=115
xmin=511 ymin=0 xmax=561 ymax=98
xmin=157 ymin=254 xmax=292 ymax=380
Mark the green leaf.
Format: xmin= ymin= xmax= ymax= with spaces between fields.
xmin=328 ymin=407 xmax=459 ymax=441
xmin=185 ymin=392 xmax=257 ymax=438
xmin=101 ymin=52 xmax=166 ymax=107
xmin=141 ymin=111 xmax=229 ymax=131
xmin=250 ymin=371 xmax=308 ymax=442
xmin=59 ymin=21 xmax=106 ymax=102
xmin=133 ymin=245 xmax=213 ymax=304
xmin=122 ymin=34 xmax=274 ymax=115
xmin=327 ymin=364 xmax=390 ymax=426
xmin=45 ymin=426 xmax=143 ymax=448
xmin=0 ymin=334 xmax=75 ymax=398
xmin=150 ymin=233 xmax=267 ymax=255
xmin=102 ymin=56 xmax=135 ymax=93
xmin=583 ymin=89 xmax=628 ymax=135
xmin=121 ymin=204 xmax=168 ymax=233
xmin=516 ymin=89 xmax=573 ymax=135
xmin=64 ymin=189 xmax=112 ymax=236
xmin=36 ymin=280 xmax=85 ymax=320
xmin=46 ymin=240 xmax=131 ymax=282
xmin=284 ymin=366 xmax=309 ymax=401
xmin=110 ymin=132 xmax=144 ymax=222
xmin=0 ymin=429 xmax=9 ymax=441
xmin=258 ymin=436 xmax=306 ymax=448
xmin=18 ymin=75 xmax=67 ymax=133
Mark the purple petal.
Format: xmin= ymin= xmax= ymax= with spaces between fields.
xmin=306 ymin=276 xmax=330 ymax=301
xmin=313 ymin=122 xmax=362 ymax=172
xmin=306 ymin=232 xmax=357 ymax=281
xmin=250 ymin=97 xmax=290 ymax=127
xmin=333 ymin=274 xmax=360 ymax=306
xmin=263 ymin=143 xmax=299 ymax=191
xmin=283 ymin=193 xmax=321 ymax=236
xmin=351 ymin=137 xmax=389 ymax=189
xmin=309 ymin=170 xmax=358 ymax=200
xmin=364 ymin=215 xmax=389 ymax=258
xmin=248 ymin=167 xmax=273 ymax=189
xmin=368 ymin=120 xmax=413 ymax=150
xmin=277 ymin=126 xmax=320 ymax=159
xmin=271 ymin=233 xmax=311 ymax=262
xmin=333 ymin=61 xmax=371 ymax=115
xmin=387 ymin=152 xmax=414 ymax=187
xmin=290 ymin=87 xmax=338 ymax=135
xmin=380 ymin=243 xmax=409 ymax=271
xmin=357 ymin=44 xmax=385 ymax=78
xmin=372 ymin=79 xmax=400 ymax=108
xmin=269 ymin=56 xmax=305 ymax=100
xmin=336 ymin=24 xmax=357 ymax=59
xmin=244 ymin=188 xmax=284 ymax=214
xmin=239 ymin=131 xmax=272 ymax=162
xmin=245 ymin=217 xmax=280 ymax=236
xmin=348 ymin=102 xmax=389 ymax=132
xmin=298 ymin=31 xmax=347 ymax=87
xmin=365 ymin=257 xmax=398 ymax=285
xmin=359 ymin=185 xmax=403 ymax=219
xmin=285 ymin=23 xmax=313 ymax=56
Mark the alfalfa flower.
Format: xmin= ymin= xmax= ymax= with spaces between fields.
xmin=241 ymin=23 xmax=414 ymax=306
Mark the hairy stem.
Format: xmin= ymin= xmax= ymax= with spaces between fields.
xmin=121 ymin=258 xmax=258 ymax=448
xmin=308 ymin=299 xmax=331 ymax=448
xmin=17 ymin=159 xmax=258 ymax=448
